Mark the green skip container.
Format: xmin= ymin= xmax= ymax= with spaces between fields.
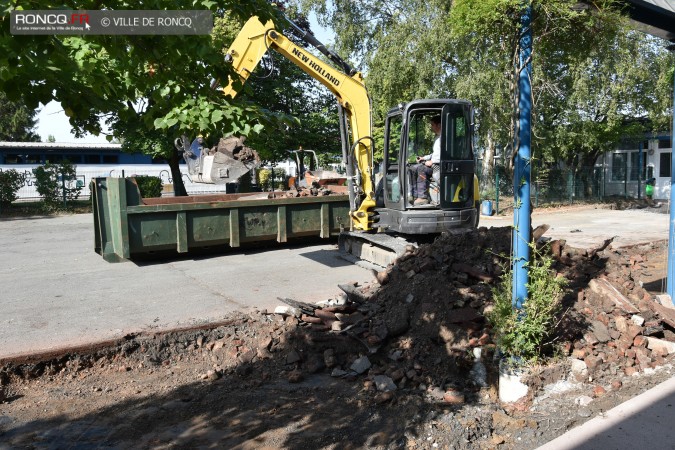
xmin=92 ymin=177 xmax=351 ymax=262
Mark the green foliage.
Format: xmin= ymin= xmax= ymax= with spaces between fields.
xmin=134 ymin=176 xmax=163 ymax=198
xmin=0 ymin=92 xmax=41 ymax=141
xmin=257 ymin=168 xmax=288 ymax=191
xmin=33 ymin=161 xmax=82 ymax=207
xmin=305 ymin=0 xmax=674 ymax=181
xmin=1 ymin=1 xmax=279 ymax=195
xmin=0 ymin=169 xmax=27 ymax=206
xmin=488 ymin=245 xmax=567 ymax=363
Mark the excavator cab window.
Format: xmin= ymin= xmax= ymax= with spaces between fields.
xmin=384 ymin=113 xmax=403 ymax=203
xmin=403 ymin=110 xmax=443 ymax=206
xmin=407 ymin=113 xmax=438 ymax=162
xmin=439 ymin=104 xmax=475 ymax=209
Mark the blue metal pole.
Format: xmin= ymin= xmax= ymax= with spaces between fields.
xmin=638 ymin=141 xmax=643 ymax=200
xmin=667 ymin=68 xmax=675 ymax=301
xmin=512 ymin=4 xmax=532 ymax=310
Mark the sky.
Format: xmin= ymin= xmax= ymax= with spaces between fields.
xmin=34 ymin=12 xmax=333 ymax=144
xmin=35 ymin=100 xmax=109 ymax=143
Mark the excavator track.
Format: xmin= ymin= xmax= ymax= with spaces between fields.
xmin=338 ymin=229 xmax=473 ymax=270
xmin=338 ymin=231 xmax=417 ymax=269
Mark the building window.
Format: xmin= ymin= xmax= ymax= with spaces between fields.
xmin=611 ymin=153 xmax=626 ymax=181
xmin=4 ymin=154 xmax=22 ymax=164
xmin=25 ymin=154 xmax=41 ymax=164
xmin=659 ymin=139 xmax=671 ymax=149
xmin=660 ymin=152 xmax=671 ymax=178
xmin=629 ymin=152 xmax=646 ymax=181
xmin=102 ymin=155 xmax=119 ymax=164
xmin=84 ymin=154 xmax=101 ymax=164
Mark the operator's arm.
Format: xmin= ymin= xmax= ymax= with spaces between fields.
xmin=417 ymin=137 xmax=440 ymax=165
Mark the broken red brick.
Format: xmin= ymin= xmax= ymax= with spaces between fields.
xmin=625 ymin=367 xmax=638 ymax=376
xmin=633 ymin=336 xmax=648 ymax=348
xmin=593 ymin=386 xmax=607 ymax=397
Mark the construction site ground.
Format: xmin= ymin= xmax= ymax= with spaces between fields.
xmin=1 ymin=203 xmax=675 ymax=449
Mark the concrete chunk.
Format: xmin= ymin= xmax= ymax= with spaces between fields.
xmin=631 ymin=315 xmax=645 ymax=327
xmin=588 ymin=278 xmax=639 ymax=314
xmin=646 ymin=337 xmax=675 ymax=355
xmin=656 ymin=294 xmax=675 ymax=310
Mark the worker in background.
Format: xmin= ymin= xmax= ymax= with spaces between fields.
xmin=645 ymin=177 xmax=656 ymax=205
xmin=412 ymin=116 xmax=441 ymax=205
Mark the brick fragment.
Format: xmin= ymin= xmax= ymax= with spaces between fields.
xmin=633 ymin=336 xmax=647 ymax=348
xmin=646 ymin=337 xmax=675 ymax=355
xmin=593 ymin=386 xmax=607 ymax=397
xmin=625 ymin=367 xmax=638 ymax=376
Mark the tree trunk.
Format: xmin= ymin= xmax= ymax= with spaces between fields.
xmin=481 ymin=131 xmax=496 ymax=193
xmin=168 ymin=149 xmax=188 ymax=197
xmin=578 ymin=153 xmax=599 ymax=199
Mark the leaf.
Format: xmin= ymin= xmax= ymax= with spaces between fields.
xmin=252 ymin=123 xmax=264 ymax=133
xmin=211 ymin=110 xmax=224 ymax=122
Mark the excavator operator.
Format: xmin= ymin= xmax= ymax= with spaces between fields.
xmin=412 ymin=115 xmax=441 ymax=205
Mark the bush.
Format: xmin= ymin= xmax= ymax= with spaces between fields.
xmin=258 ymin=168 xmax=287 ymax=191
xmin=134 ymin=176 xmax=163 ymax=198
xmin=0 ymin=169 xmax=27 ymax=206
xmin=488 ymin=245 xmax=567 ymax=363
xmin=33 ymin=161 xmax=82 ymax=208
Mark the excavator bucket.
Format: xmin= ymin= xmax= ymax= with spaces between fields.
xmin=184 ymin=136 xmax=261 ymax=185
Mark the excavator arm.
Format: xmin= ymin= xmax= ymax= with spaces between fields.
xmin=221 ymin=16 xmax=376 ymax=231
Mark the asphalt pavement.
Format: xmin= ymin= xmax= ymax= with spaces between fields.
xmin=0 ymin=214 xmax=373 ymax=360
xmin=483 ymin=205 xmax=670 ymax=249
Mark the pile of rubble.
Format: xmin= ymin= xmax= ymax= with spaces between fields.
xmin=270 ymin=227 xmax=508 ymax=404
xmin=269 ymin=227 xmax=675 ymax=407
xmin=272 ymin=182 xmax=345 ymax=198
xmin=556 ymin=239 xmax=675 ymax=385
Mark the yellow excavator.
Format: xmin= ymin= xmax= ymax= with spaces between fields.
xmin=211 ymin=14 xmax=480 ymax=265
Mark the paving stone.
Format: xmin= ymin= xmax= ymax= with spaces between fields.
xmin=350 ymin=356 xmax=372 ymax=375
xmin=373 ymin=375 xmax=397 ymax=392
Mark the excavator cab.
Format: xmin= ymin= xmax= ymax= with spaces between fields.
xmin=377 ymin=99 xmax=479 ymax=234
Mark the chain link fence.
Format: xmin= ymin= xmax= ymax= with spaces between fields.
xmin=478 ymin=163 xmax=651 ymax=213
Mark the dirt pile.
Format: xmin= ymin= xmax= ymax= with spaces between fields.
xmin=2 ymin=226 xmax=675 ymax=449
xmin=284 ymin=229 xmax=675 ymax=398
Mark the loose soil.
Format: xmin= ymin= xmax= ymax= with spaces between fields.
xmin=1 ymin=223 xmax=674 ymax=449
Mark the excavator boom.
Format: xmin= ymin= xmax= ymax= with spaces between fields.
xmin=222 ymin=16 xmax=376 ymax=231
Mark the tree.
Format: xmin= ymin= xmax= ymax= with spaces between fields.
xmin=0 ymin=1 xmax=285 ymax=196
xmin=304 ymin=0 xmax=674 ymax=196
xmin=0 ymin=92 xmax=40 ymax=141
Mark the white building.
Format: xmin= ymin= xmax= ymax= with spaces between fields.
xmin=596 ymin=133 xmax=672 ymax=200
